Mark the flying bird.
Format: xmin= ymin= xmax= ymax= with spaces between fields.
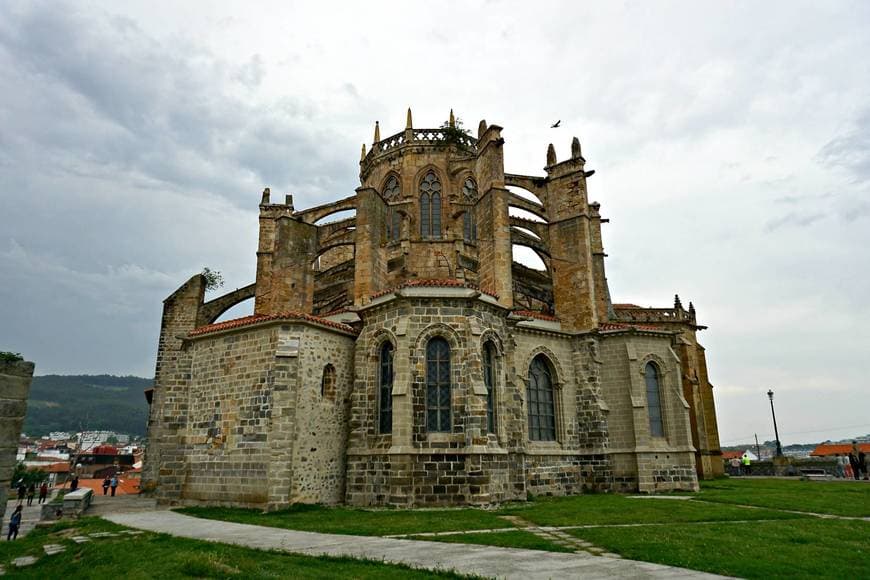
xmin=551 ymin=120 xmax=561 ymax=128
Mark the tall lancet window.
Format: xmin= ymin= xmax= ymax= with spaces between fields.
xmin=462 ymin=177 xmax=477 ymax=242
xmin=527 ymin=355 xmax=556 ymax=441
xmin=426 ymin=337 xmax=451 ymax=431
xmin=645 ymin=362 xmax=665 ymax=437
xmin=483 ymin=342 xmax=496 ymax=434
xmin=420 ymin=171 xmax=442 ymax=239
xmin=378 ymin=342 xmax=394 ymax=434
xmin=383 ymin=175 xmax=401 ymax=242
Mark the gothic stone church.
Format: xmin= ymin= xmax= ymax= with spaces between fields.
xmin=143 ymin=111 xmax=723 ymax=509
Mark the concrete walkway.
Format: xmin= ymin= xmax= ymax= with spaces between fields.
xmin=2 ymin=494 xmax=54 ymax=539
xmin=105 ymin=510 xmax=728 ymax=579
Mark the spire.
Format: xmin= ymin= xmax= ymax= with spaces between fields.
xmin=406 ymin=107 xmax=413 ymax=129
xmin=571 ymin=136 xmax=582 ymax=159
xmin=449 ymin=109 xmax=455 ymax=128
xmin=373 ymin=121 xmax=380 ymax=143
xmin=360 ymin=143 xmax=366 ymax=161
xmin=689 ymin=301 xmax=695 ymax=315
xmin=674 ymin=294 xmax=683 ymax=310
xmin=477 ymin=119 xmax=488 ymax=138
xmin=546 ymin=143 xmax=557 ymax=166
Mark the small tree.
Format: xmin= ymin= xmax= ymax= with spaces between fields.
xmin=0 ymin=351 xmax=24 ymax=363
xmin=201 ymin=267 xmax=224 ymax=291
xmin=439 ymin=117 xmax=473 ymax=152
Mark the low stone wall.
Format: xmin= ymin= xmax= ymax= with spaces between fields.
xmin=0 ymin=359 xmax=34 ymax=533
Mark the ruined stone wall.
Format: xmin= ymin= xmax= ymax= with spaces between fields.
xmin=597 ymin=332 xmax=698 ymax=492
xmin=0 ymin=359 xmax=34 ymax=532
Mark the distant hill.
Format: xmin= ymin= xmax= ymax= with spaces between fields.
xmin=24 ymin=375 xmax=152 ymax=437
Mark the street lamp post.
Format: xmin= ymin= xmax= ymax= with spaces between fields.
xmin=767 ymin=389 xmax=783 ymax=457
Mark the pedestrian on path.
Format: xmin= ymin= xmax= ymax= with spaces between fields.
xmin=6 ymin=505 xmax=23 ymax=541
xmin=730 ymin=457 xmax=741 ymax=475
xmin=38 ymin=482 xmax=48 ymax=504
xmin=70 ymin=475 xmax=79 ymax=491
xmin=17 ymin=482 xmax=26 ymax=502
xmin=742 ymin=453 xmax=752 ymax=476
xmin=102 ymin=476 xmax=111 ymax=495
xmin=847 ymin=453 xmax=858 ymax=480
xmin=835 ymin=454 xmax=848 ymax=478
xmin=26 ymin=483 xmax=35 ymax=506
xmin=859 ymin=450 xmax=867 ymax=480
xmin=110 ymin=475 xmax=119 ymax=497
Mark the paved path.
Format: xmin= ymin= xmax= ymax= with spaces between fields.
xmin=105 ymin=510 xmax=728 ymax=579
xmin=2 ymin=494 xmax=54 ymax=539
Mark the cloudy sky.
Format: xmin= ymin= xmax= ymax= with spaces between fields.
xmin=1 ymin=1 xmax=868 ymax=446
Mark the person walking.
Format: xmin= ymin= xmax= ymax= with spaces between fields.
xmin=742 ymin=453 xmax=752 ymax=476
xmin=26 ymin=483 xmax=35 ymax=506
xmin=102 ymin=476 xmax=111 ymax=496
xmin=835 ymin=454 xmax=848 ymax=478
xmin=730 ymin=456 xmax=741 ymax=476
xmin=6 ymin=505 xmax=23 ymax=541
xmin=38 ymin=481 xmax=49 ymax=504
xmin=110 ymin=475 xmax=118 ymax=497
xmin=848 ymin=452 xmax=859 ymax=480
xmin=859 ymin=450 xmax=867 ymax=480
xmin=16 ymin=482 xmax=26 ymax=502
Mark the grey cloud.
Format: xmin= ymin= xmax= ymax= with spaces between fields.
xmin=819 ymin=111 xmax=870 ymax=183
xmin=764 ymin=211 xmax=827 ymax=232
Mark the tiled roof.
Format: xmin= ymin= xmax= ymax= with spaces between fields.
xmin=371 ymin=279 xmax=499 ymax=300
xmin=190 ymin=311 xmax=358 ymax=337
xmin=37 ymin=462 xmax=71 ymax=473
xmin=512 ymin=310 xmax=560 ymax=322
xmin=810 ymin=443 xmax=870 ymax=457
xmin=598 ymin=322 xmax=665 ymax=332
xmin=612 ymin=303 xmax=642 ymax=308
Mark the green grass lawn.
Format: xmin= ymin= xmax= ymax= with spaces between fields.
xmin=409 ymin=530 xmax=575 ymax=553
xmin=0 ymin=518 xmax=474 ymax=579
xmin=569 ymin=518 xmax=869 ymax=580
xmin=498 ymin=492 xmax=803 ymax=527
xmin=696 ymin=478 xmax=870 ymax=517
xmin=178 ymin=502 xmax=511 ymax=536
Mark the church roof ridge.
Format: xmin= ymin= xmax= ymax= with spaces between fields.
xmin=190 ymin=311 xmax=358 ymax=337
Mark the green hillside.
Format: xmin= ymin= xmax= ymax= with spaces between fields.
xmin=24 ymin=375 xmax=152 ymax=437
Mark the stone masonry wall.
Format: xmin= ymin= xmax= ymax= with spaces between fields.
xmin=597 ymin=332 xmax=698 ymax=492
xmin=0 ymin=359 xmax=34 ymax=532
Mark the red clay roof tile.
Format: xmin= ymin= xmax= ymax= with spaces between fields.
xmin=191 ymin=311 xmax=358 ymax=337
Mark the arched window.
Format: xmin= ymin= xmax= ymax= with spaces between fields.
xmin=384 ymin=175 xmax=401 ymax=242
xmin=378 ymin=342 xmax=394 ymax=434
xmin=419 ymin=171 xmax=442 ymax=239
xmin=321 ymin=364 xmax=336 ymax=400
xmin=426 ymin=337 xmax=451 ymax=432
xmin=528 ymin=355 xmax=556 ymax=441
xmin=645 ymin=362 xmax=664 ymax=437
xmin=462 ymin=178 xmax=478 ymax=242
xmin=483 ymin=342 xmax=496 ymax=434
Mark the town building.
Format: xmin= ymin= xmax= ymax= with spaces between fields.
xmin=143 ymin=111 xmax=722 ymax=509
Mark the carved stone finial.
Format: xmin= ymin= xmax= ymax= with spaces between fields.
xmin=373 ymin=121 xmax=380 ymax=143
xmin=261 ymin=187 xmax=271 ymax=205
xmin=478 ymin=119 xmax=487 ymax=138
xmin=360 ymin=143 xmax=366 ymax=161
xmin=689 ymin=301 xmax=695 ymax=315
xmin=406 ymin=108 xmax=413 ymax=129
xmin=572 ymin=136 xmax=582 ymax=159
xmin=674 ymin=294 xmax=683 ymax=310
xmin=449 ymin=109 xmax=455 ymax=128
xmin=546 ymin=143 xmax=557 ymax=166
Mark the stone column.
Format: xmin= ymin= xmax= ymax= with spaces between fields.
xmin=0 ymin=358 xmax=34 ymax=533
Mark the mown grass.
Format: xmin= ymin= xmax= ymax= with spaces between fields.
xmin=178 ymin=502 xmax=510 ymax=536
xmin=696 ymin=478 xmax=870 ymax=517
xmin=570 ymin=518 xmax=870 ymax=580
xmin=499 ymin=493 xmax=803 ymax=527
xmin=0 ymin=517 xmax=474 ymax=579
xmin=408 ymin=530 xmax=574 ymax=553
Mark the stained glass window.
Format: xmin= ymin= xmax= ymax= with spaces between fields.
xmin=426 ymin=337 xmax=451 ymax=432
xmin=645 ymin=362 xmax=664 ymax=437
xmin=528 ymin=355 xmax=556 ymax=441
xmin=379 ymin=342 xmax=394 ymax=434
xmin=384 ymin=176 xmax=401 ymax=242
xmin=483 ymin=342 xmax=496 ymax=434
xmin=420 ymin=172 xmax=442 ymax=239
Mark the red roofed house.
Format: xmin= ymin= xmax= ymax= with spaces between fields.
xmin=144 ymin=111 xmax=723 ymax=510
xmin=810 ymin=443 xmax=870 ymax=457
